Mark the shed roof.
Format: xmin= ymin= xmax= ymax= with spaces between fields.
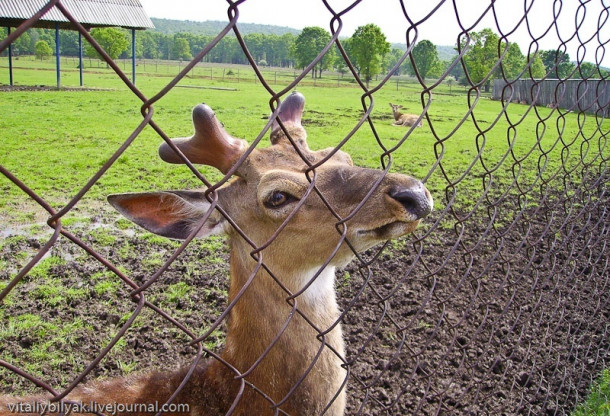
xmin=0 ymin=0 xmax=154 ymax=30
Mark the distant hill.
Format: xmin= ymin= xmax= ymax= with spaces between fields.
xmin=150 ymin=18 xmax=301 ymax=36
xmin=150 ymin=18 xmax=458 ymax=61
xmin=436 ymin=45 xmax=457 ymax=61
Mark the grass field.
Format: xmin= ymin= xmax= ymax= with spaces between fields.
xmin=1 ymin=57 xmax=609 ymax=412
xmin=1 ymin=56 xmax=605 ymax=225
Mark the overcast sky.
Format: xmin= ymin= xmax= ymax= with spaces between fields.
xmin=139 ymin=0 xmax=610 ymax=66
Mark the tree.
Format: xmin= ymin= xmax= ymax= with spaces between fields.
xmin=527 ymin=54 xmax=546 ymax=79
xmin=446 ymin=77 xmax=456 ymax=94
xmin=291 ymin=26 xmax=335 ymax=78
xmin=277 ymin=33 xmax=296 ymax=67
xmin=140 ymin=31 xmax=160 ymax=59
xmin=408 ymin=40 xmax=440 ymax=80
xmin=86 ymin=27 xmax=129 ymax=62
xmin=171 ymin=36 xmax=191 ymax=61
xmin=244 ymin=33 xmax=265 ymax=63
xmin=224 ymin=36 xmax=247 ymax=64
xmin=539 ymin=49 xmax=575 ymax=79
xmin=502 ymin=42 xmax=525 ymax=80
xmin=577 ymin=62 xmax=598 ymax=79
xmin=34 ymin=40 xmax=53 ymax=60
xmin=59 ymin=31 xmax=79 ymax=56
xmin=262 ymin=34 xmax=279 ymax=66
xmin=336 ymin=37 xmax=356 ymax=74
xmin=350 ymin=24 xmax=390 ymax=86
xmin=460 ymin=28 xmax=500 ymax=91
xmin=12 ymin=30 xmax=32 ymax=55
xmin=442 ymin=58 xmax=465 ymax=82
xmin=383 ymin=48 xmax=406 ymax=75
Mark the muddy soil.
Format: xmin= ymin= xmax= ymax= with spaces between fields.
xmin=1 ymin=194 xmax=608 ymax=415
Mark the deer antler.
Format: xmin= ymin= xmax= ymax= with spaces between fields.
xmin=270 ymin=91 xmax=307 ymax=147
xmin=158 ymin=104 xmax=248 ymax=174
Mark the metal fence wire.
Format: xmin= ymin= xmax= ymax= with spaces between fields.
xmin=1 ymin=0 xmax=609 ymax=415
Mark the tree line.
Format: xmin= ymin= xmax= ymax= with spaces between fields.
xmin=2 ymin=24 xmax=606 ymax=87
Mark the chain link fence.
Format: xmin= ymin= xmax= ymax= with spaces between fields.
xmin=1 ymin=0 xmax=609 ymax=415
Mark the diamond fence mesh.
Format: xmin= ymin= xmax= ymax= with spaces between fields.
xmin=0 ymin=0 xmax=609 ymax=415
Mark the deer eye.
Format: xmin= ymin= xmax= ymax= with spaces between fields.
xmin=264 ymin=191 xmax=295 ymax=208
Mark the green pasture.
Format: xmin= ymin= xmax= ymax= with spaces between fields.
xmin=1 ymin=58 xmax=609 ymax=410
xmin=1 ymin=56 xmax=606 ymax=227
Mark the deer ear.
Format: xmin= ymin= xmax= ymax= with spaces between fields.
xmin=107 ymin=191 xmax=227 ymax=240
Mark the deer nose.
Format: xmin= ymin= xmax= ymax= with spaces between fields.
xmin=389 ymin=184 xmax=433 ymax=220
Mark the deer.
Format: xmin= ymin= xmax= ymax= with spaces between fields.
xmin=389 ymin=103 xmax=423 ymax=127
xmin=0 ymin=92 xmax=433 ymax=416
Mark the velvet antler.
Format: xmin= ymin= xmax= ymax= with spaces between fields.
xmin=158 ymin=104 xmax=248 ymax=174
xmin=270 ymin=91 xmax=307 ymax=147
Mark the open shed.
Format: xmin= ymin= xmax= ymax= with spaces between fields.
xmin=0 ymin=0 xmax=154 ymax=87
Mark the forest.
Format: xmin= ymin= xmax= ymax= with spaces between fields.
xmin=1 ymin=17 xmax=604 ymax=88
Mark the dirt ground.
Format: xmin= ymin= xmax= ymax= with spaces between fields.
xmin=1 ymin=188 xmax=609 ymax=415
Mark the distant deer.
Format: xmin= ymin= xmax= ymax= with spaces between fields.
xmin=389 ymin=103 xmax=423 ymax=127
xmin=1 ymin=92 xmax=433 ymax=415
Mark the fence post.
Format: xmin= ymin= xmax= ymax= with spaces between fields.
xmin=131 ymin=29 xmax=136 ymax=85
xmin=55 ymin=22 xmax=61 ymax=88
xmin=7 ymin=27 xmax=13 ymax=86
xmin=78 ymin=31 xmax=83 ymax=87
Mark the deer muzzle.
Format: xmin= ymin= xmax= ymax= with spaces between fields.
xmin=389 ymin=182 xmax=433 ymax=221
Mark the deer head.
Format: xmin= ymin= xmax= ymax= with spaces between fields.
xmin=389 ymin=102 xmax=402 ymax=113
xmin=109 ymin=93 xmax=432 ymax=280
xmin=389 ymin=102 xmax=423 ymax=127
xmin=105 ymin=92 xmax=432 ymax=414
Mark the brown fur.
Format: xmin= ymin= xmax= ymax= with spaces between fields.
xmin=389 ymin=103 xmax=423 ymax=127
xmin=1 ymin=93 xmax=432 ymax=415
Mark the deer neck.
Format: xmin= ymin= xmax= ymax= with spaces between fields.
xmin=211 ymin=237 xmax=346 ymax=414
xmin=393 ymin=110 xmax=401 ymax=121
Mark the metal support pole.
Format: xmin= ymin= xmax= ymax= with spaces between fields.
xmin=8 ymin=27 xmax=13 ymax=86
xmin=79 ymin=31 xmax=83 ymax=87
xmin=55 ymin=22 xmax=61 ymax=88
xmin=132 ymin=29 xmax=136 ymax=85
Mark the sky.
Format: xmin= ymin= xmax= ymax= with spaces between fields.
xmin=139 ymin=0 xmax=610 ymax=67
